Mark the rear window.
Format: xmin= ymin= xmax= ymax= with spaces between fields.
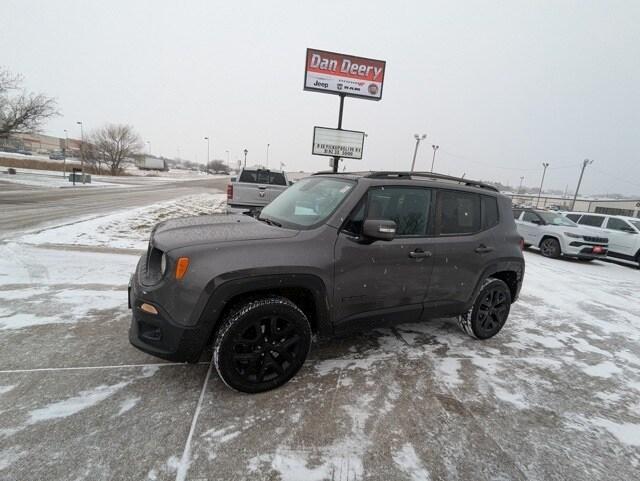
xmin=578 ymin=215 xmax=605 ymax=227
xmin=439 ymin=190 xmax=480 ymax=235
xmin=481 ymin=196 xmax=499 ymax=228
xmin=239 ymin=169 xmax=285 ymax=185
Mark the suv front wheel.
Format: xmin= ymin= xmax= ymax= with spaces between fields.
xmin=213 ymin=296 xmax=312 ymax=393
xmin=457 ymin=278 xmax=511 ymax=340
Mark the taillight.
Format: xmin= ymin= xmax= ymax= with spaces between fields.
xmin=519 ymin=238 xmax=525 ymax=251
xmin=227 ymin=183 xmax=233 ymax=200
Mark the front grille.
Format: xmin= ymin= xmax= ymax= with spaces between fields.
xmin=583 ymin=236 xmax=608 ymax=244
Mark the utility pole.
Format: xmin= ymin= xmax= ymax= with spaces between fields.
xmin=536 ymin=162 xmax=550 ymax=208
xmin=76 ymin=121 xmax=85 ymax=184
xmin=431 ymin=144 xmax=439 ymax=173
xmin=411 ymin=134 xmax=427 ymax=172
xmin=146 ymin=141 xmax=151 ymax=155
xmin=243 ymin=149 xmax=248 ymax=168
xmin=225 ymin=150 xmax=230 ymax=169
xmin=518 ymin=176 xmax=524 ymax=194
xmin=571 ymin=159 xmax=594 ymax=210
xmin=266 ymin=143 xmax=270 ymax=169
xmin=204 ymin=137 xmax=210 ymax=172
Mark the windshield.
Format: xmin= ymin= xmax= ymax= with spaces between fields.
xmin=537 ymin=211 xmax=577 ymax=226
xmin=260 ymin=177 xmax=355 ymax=228
xmin=629 ymin=220 xmax=640 ymax=231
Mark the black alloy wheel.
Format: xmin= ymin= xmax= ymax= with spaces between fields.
xmin=540 ymin=237 xmax=561 ymax=258
xmin=458 ymin=278 xmax=511 ymax=340
xmin=214 ymin=297 xmax=311 ymax=393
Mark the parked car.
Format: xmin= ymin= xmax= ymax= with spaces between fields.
xmin=49 ymin=152 xmax=65 ymax=160
xmin=513 ymin=208 xmax=608 ymax=260
xmin=227 ymin=167 xmax=290 ymax=210
xmin=16 ymin=149 xmax=32 ymax=155
xmin=560 ymin=211 xmax=640 ymax=267
xmin=129 ymin=171 xmax=525 ymax=393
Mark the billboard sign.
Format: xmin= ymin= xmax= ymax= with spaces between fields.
xmin=304 ymin=48 xmax=386 ymax=100
xmin=312 ymin=127 xmax=365 ymax=159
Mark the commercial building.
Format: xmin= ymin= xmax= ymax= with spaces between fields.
xmin=508 ymin=193 xmax=640 ymax=218
xmin=0 ymin=132 xmax=81 ymax=156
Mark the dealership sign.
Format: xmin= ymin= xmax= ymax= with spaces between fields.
xmin=304 ymin=48 xmax=386 ymax=100
xmin=312 ymin=127 xmax=365 ymax=159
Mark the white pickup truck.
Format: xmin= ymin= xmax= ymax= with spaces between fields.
xmin=227 ymin=167 xmax=291 ymax=210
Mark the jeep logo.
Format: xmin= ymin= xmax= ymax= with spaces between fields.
xmin=314 ymin=80 xmax=328 ymax=88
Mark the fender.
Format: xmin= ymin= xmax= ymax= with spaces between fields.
xmin=192 ymin=270 xmax=333 ymax=339
xmin=466 ymin=258 xmax=525 ymax=310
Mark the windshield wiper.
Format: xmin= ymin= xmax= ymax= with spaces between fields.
xmin=258 ymin=216 xmax=282 ymax=227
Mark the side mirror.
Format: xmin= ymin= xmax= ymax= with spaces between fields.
xmin=532 ymin=219 xmax=544 ymax=225
xmin=622 ymin=227 xmax=637 ymax=234
xmin=288 ymin=181 xmax=294 ymax=186
xmin=230 ymin=177 xmax=237 ymax=182
xmin=363 ymin=219 xmax=397 ymax=241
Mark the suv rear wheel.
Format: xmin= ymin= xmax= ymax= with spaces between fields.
xmin=457 ymin=278 xmax=511 ymax=340
xmin=540 ymin=237 xmax=561 ymax=258
xmin=213 ymin=296 xmax=311 ymax=393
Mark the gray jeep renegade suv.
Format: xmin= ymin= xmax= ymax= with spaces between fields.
xmin=129 ymin=171 xmax=524 ymax=393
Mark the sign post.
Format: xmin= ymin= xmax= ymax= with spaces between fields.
xmin=304 ymin=48 xmax=385 ymax=172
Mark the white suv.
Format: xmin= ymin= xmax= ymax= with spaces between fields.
xmin=513 ymin=208 xmax=608 ymax=260
xmin=561 ymin=212 xmax=640 ymax=267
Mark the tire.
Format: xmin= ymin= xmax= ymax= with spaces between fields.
xmin=213 ymin=296 xmax=311 ymax=393
xmin=540 ymin=237 xmax=561 ymax=258
xmin=578 ymin=258 xmax=594 ymax=262
xmin=457 ymin=278 xmax=511 ymax=340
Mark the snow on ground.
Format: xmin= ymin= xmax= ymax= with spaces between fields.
xmin=1 ymin=208 xmax=640 ymax=480
xmin=19 ymin=192 xmax=227 ymax=250
xmin=0 ymin=170 xmax=129 ymax=188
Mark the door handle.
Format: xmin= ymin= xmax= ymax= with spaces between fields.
xmin=409 ymin=249 xmax=432 ymax=258
xmin=475 ymin=244 xmax=494 ymax=254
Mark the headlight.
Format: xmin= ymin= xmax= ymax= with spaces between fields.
xmin=564 ymin=232 xmax=581 ymax=238
xmin=160 ymin=253 xmax=167 ymax=275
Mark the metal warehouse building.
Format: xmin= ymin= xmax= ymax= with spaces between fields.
xmin=508 ymin=193 xmax=640 ymax=218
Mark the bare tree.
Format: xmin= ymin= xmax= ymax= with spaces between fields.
xmin=0 ymin=67 xmax=59 ymax=136
xmin=91 ymin=124 xmax=143 ymax=176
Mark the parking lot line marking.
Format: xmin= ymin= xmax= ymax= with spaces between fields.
xmin=176 ymin=359 xmax=214 ymax=481
xmin=0 ymin=361 xmax=210 ymax=374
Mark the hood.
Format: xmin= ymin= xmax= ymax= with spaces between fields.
xmin=151 ymin=214 xmax=299 ymax=251
xmin=549 ymin=224 xmax=608 ymax=240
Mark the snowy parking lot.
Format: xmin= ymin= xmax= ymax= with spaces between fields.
xmin=1 ymin=197 xmax=640 ymax=481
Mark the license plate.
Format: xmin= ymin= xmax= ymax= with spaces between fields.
xmin=593 ymin=246 xmax=604 ymax=254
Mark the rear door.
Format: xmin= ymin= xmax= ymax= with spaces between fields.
xmin=425 ymin=190 xmax=500 ymax=314
xmin=604 ymin=217 xmax=637 ymax=257
xmin=333 ymin=185 xmax=436 ymax=330
xmin=519 ymin=211 xmax=544 ymax=245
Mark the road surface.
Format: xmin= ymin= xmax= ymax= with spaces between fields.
xmin=0 ymin=177 xmax=228 ymax=238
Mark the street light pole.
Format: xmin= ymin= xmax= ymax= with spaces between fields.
xmin=63 ymin=129 xmax=68 ymax=178
xmin=536 ymin=162 xmax=550 ymax=208
xmin=76 ymin=121 xmax=84 ymax=184
xmin=431 ymin=144 xmax=439 ymax=173
xmin=146 ymin=141 xmax=151 ymax=155
xmin=571 ymin=159 xmax=594 ymax=210
xmin=243 ymin=149 xmax=248 ymax=168
xmin=266 ymin=143 xmax=270 ymax=169
xmin=204 ymin=137 xmax=210 ymax=172
xmin=225 ymin=150 xmax=230 ymax=169
xmin=410 ymin=134 xmax=426 ymax=172
xmin=518 ymin=176 xmax=524 ymax=194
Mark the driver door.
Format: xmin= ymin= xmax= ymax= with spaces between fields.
xmin=332 ymin=186 xmax=436 ymax=333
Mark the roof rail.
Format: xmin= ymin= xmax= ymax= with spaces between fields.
xmin=365 ymin=171 xmax=499 ymax=192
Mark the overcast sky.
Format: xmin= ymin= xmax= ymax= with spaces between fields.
xmin=2 ymin=0 xmax=639 ymax=195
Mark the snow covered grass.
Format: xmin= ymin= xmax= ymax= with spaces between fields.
xmin=19 ymin=192 xmax=227 ymax=250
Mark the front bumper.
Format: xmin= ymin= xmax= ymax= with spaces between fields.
xmin=128 ymin=274 xmax=210 ymax=363
xmin=565 ymin=242 xmax=608 ymax=259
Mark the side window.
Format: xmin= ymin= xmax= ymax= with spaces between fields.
xmin=522 ymin=211 xmax=539 ymax=223
xmin=482 ymin=196 xmax=500 ymax=228
xmin=269 ymin=172 xmax=287 ymax=186
xmin=512 ymin=208 xmax=523 ymax=220
xmin=578 ymin=215 xmax=605 ymax=227
xmin=439 ymin=190 xmax=480 ymax=235
xmin=367 ymin=187 xmax=431 ymax=236
xmin=566 ymin=214 xmax=581 ymax=222
xmin=606 ymin=217 xmax=632 ymax=231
